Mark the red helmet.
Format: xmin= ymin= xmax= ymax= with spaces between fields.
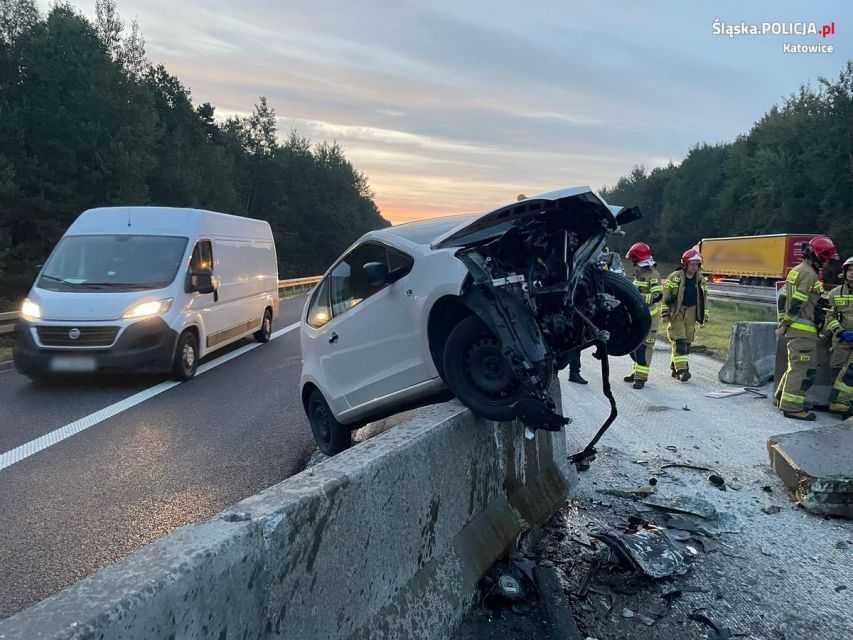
xmin=625 ymin=242 xmax=653 ymax=263
xmin=681 ymin=247 xmax=703 ymax=268
xmin=808 ymin=236 xmax=838 ymax=264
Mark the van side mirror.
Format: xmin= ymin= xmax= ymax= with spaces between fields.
xmin=364 ymin=262 xmax=389 ymax=287
xmin=615 ymin=206 xmax=642 ymax=226
xmin=189 ymin=268 xmax=216 ymax=294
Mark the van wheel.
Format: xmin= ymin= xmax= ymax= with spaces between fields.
xmin=173 ymin=331 xmax=199 ymax=381
xmin=307 ymin=389 xmax=352 ymax=456
xmin=593 ymin=271 xmax=652 ymax=357
xmin=442 ymin=315 xmax=530 ymax=422
xmin=255 ymin=309 xmax=272 ymax=343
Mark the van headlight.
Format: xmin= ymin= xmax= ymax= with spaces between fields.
xmin=21 ymin=298 xmax=41 ymax=321
xmin=122 ymin=298 xmax=172 ymax=320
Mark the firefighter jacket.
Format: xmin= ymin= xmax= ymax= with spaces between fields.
xmin=632 ymin=265 xmax=663 ymax=318
xmin=826 ymin=282 xmax=853 ymax=340
xmin=777 ymin=261 xmax=823 ymax=339
xmin=661 ymin=269 xmax=709 ymax=323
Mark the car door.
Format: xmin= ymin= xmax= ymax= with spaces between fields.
xmin=185 ymin=240 xmax=222 ymax=347
xmin=322 ymin=242 xmax=427 ymax=409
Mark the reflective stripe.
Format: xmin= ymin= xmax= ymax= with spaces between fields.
xmin=790 ymin=322 xmax=817 ymax=334
xmin=673 ymin=355 xmax=689 ymax=364
xmin=828 ymin=320 xmax=841 ymax=331
xmin=781 ymin=391 xmax=805 ymax=405
xmin=649 ymin=307 xmax=659 ymax=316
xmin=833 ymin=379 xmax=853 ymax=394
xmin=791 ymin=290 xmax=808 ymax=302
xmin=650 ymin=286 xmax=663 ymax=293
xmin=633 ymin=364 xmax=650 ymax=374
xmin=814 ymin=281 xmax=824 ymax=293
xmin=787 ymin=270 xmax=799 ymax=284
xmin=633 ymin=280 xmax=646 ymax=288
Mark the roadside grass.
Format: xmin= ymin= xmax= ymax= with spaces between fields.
xmin=0 ymin=336 xmax=13 ymax=363
xmin=658 ymin=300 xmax=776 ymax=360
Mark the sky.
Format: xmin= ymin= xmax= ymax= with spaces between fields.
xmin=40 ymin=1 xmax=853 ymax=223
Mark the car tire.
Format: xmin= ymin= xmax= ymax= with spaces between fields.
xmin=307 ymin=389 xmax=352 ymax=456
xmin=255 ymin=309 xmax=272 ymax=343
xmin=442 ymin=315 xmax=534 ymax=422
xmin=595 ymin=271 xmax=651 ymax=357
xmin=173 ymin=330 xmax=199 ymax=381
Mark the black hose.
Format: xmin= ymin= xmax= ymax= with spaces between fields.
xmin=569 ymin=340 xmax=617 ymax=467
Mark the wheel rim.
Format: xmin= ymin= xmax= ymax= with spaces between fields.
xmin=183 ymin=342 xmax=196 ymax=371
xmin=311 ymin=400 xmax=331 ymax=445
xmin=264 ymin=315 xmax=271 ymax=337
xmin=463 ymin=336 xmax=519 ymax=400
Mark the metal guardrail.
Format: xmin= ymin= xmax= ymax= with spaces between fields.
xmin=708 ymin=283 xmax=776 ymax=307
xmin=0 ymin=277 xmax=323 ymax=336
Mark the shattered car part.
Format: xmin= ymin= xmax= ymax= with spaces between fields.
xmin=642 ymin=494 xmax=718 ymax=520
xmin=589 ymin=527 xmax=689 ymax=579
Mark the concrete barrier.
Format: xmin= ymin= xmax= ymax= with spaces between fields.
xmin=773 ymin=334 xmax=834 ymax=407
xmin=0 ymin=389 xmax=574 ymax=639
xmin=718 ymin=321 xmax=777 ymax=386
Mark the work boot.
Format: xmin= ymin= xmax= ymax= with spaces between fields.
xmin=783 ymin=410 xmax=816 ymax=421
xmin=569 ymin=371 xmax=588 ymax=385
xmin=670 ymin=365 xmax=678 ymax=378
xmin=829 ymin=402 xmax=851 ymax=415
xmin=678 ymin=369 xmax=691 ymax=382
xmin=624 ymin=373 xmax=635 ymax=383
xmin=633 ymin=379 xmax=646 ymax=389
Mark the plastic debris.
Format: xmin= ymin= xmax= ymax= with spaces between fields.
xmin=590 ymin=527 xmax=689 ymax=579
xmin=708 ymin=474 xmax=726 ymax=490
xmin=622 ymin=607 xmax=635 ymax=618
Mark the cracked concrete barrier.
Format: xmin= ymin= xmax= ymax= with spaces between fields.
xmin=718 ymin=321 xmax=777 ymax=387
xmin=0 ymin=392 xmax=574 ymax=640
xmin=767 ymin=418 xmax=853 ymax=518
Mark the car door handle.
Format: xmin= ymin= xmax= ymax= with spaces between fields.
xmin=329 ymin=332 xmax=339 ymax=344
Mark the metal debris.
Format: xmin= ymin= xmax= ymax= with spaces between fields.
xmin=642 ymin=494 xmax=718 ymax=520
xmin=660 ymin=463 xmax=713 ymax=472
xmin=598 ymin=485 xmax=657 ymax=500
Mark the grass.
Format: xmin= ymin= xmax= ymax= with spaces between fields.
xmin=658 ymin=300 xmax=776 ymax=361
xmin=0 ymin=336 xmax=13 ymax=363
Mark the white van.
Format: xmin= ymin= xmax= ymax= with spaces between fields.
xmin=14 ymin=207 xmax=279 ymax=380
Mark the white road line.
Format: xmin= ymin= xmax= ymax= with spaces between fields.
xmin=0 ymin=322 xmax=300 ymax=472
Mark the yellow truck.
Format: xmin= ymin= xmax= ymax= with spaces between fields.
xmin=699 ymin=234 xmax=819 ymax=286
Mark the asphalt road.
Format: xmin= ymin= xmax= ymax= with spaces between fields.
xmin=0 ymin=295 xmax=316 ymax=620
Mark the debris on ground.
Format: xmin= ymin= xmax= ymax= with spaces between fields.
xmin=688 ymin=611 xmax=737 ymax=639
xmin=642 ymin=494 xmax=718 ymax=519
xmin=708 ymin=474 xmax=726 ymax=490
xmin=761 ymin=505 xmax=782 ymax=515
xmin=590 ymin=526 xmax=689 ymax=579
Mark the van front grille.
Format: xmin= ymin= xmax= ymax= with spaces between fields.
xmin=37 ymin=326 xmax=119 ymax=347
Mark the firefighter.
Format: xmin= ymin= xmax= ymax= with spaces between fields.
xmin=623 ymin=242 xmax=663 ymax=389
xmin=824 ymin=256 xmax=853 ymax=415
xmin=775 ymin=236 xmax=839 ymax=420
xmin=661 ymin=248 xmax=709 ymax=382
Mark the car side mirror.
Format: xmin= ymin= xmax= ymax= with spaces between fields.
xmin=190 ymin=268 xmax=216 ymax=294
xmin=615 ymin=206 xmax=642 ymax=226
xmin=364 ymin=262 xmax=389 ymax=287
xmin=387 ymin=266 xmax=408 ymax=284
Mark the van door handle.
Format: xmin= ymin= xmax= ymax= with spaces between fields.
xmin=329 ymin=332 xmax=339 ymax=344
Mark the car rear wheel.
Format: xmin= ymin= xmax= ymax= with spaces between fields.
xmin=594 ymin=271 xmax=651 ymax=356
xmin=442 ymin=315 xmax=533 ymax=421
xmin=173 ymin=331 xmax=199 ymax=381
xmin=307 ymin=389 xmax=352 ymax=456
xmin=255 ymin=309 xmax=272 ymax=343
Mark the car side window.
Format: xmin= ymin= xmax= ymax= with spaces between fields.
xmin=388 ymin=247 xmax=414 ymax=277
xmin=189 ymin=240 xmax=213 ymax=271
xmin=307 ymin=277 xmax=332 ymax=329
xmin=329 ymin=243 xmax=389 ymax=317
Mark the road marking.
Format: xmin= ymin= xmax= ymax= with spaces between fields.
xmin=0 ymin=322 xmax=300 ymax=472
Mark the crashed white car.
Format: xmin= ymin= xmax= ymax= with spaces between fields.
xmin=300 ymin=186 xmax=650 ymax=454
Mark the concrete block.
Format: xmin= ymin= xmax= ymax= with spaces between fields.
xmin=719 ymin=321 xmax=777 ymax=386
xmin=773 ymin=335 xmax=834 ymax=407
xmin=0 ymin=383 xmax=574 ymax=640
xmin=767 ymin=419 xmax=853 ymax=518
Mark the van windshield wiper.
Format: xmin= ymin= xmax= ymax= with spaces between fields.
xmin=40 ymin=274 xmax=80 ymax=285
xmin=80 ymin=282 xmax=154 ymax=289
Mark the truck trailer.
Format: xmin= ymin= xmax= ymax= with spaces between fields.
xmin=699 ymin=234 xmax=820 ymax=286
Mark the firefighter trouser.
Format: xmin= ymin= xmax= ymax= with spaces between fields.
xmin=829 ymin=341 xmax=853 ymax=407
xmin=630 ymin=315 xmax=659 ymax=380
xmin=666 ymin=306 xmax=697 ymax=372
xmin=778 ymin=336 xmax=818 ymax=412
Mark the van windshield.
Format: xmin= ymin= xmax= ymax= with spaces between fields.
xmin=38 ymin=235 xmax=189 ymax=292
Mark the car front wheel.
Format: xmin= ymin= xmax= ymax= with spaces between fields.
xmin=442 ymin=315 xmax=535 ymax=421
xmin=173 ymin=331 xmax=199 ymax=381
xmin=307 ymin=389 xmax=352 ymax=456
